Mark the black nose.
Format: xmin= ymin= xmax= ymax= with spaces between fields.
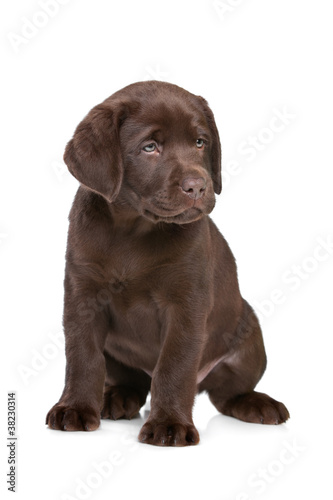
xmin=181 ymin=177 xmax=206 ymax=200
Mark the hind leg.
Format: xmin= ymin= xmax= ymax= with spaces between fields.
xmin=199 ymin=300 xmax=289 ymax=424
xmin=101 ymin=350 xmax=151 ymax=420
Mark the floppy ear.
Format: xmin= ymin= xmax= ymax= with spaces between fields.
xmin=198 ymin=97 xmax=222 ymax=194
xmin=64 ymin=102 xmax=125 ymax=203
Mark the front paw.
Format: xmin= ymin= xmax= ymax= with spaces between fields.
xmin=138 ymin=418 xmax=200 ymax=447
xmin=46 ymin=403 xmax=100 ymax=431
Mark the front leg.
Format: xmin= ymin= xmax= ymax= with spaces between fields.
xmin=46 ymin=274 xmax=108 ymax=431
xmin=139 ymin=306 xmax=205 ymax=447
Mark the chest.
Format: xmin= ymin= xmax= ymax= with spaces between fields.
xmin=73 ymin=222 xmax=208 ymax=330
xmin=80 ymin=231 xmax=173 ymax=328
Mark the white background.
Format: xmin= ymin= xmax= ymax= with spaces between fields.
xmin=1 ymin=0 xmax=332 ymax=499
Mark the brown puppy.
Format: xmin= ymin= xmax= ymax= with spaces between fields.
xmin=46 ymin=81 xmax=289 ymax=446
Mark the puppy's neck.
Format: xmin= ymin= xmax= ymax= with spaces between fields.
xmin=108 ymin=199 xmax=156 ymax=235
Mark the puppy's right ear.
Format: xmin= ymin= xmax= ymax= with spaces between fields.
xmin=197 ymin=96 xmax=222 ymax=195
xmin=64 ymin=102 xmax=125 ymax=203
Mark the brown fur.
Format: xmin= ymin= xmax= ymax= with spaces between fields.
xmin=46 ymin=81 xmax=289 ymax=446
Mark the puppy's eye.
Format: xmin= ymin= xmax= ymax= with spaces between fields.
xmin=196 ymin=139 xmax=205 ymax=148
xmin=143 ymin=143 xmax=157 ymax=153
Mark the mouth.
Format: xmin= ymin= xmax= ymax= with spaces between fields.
xmin=143 ymin=206 xmax=203 ymax=224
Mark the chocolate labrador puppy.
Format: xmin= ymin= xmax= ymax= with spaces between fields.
xmin=46 ymin=81 xmax=289 ymax=446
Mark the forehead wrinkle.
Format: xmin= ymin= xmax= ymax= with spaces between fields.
xmin=121 ymin=99 xmax=210 ymax=148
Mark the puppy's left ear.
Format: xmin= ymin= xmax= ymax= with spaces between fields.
xmin=64 ymin=102 xmax=126 ymax=203
xmin=198 ymin=97 xmax=222 ymax=194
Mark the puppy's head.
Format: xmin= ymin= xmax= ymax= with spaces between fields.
xmin=64 ymin=81 xmax=221 ymax=224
